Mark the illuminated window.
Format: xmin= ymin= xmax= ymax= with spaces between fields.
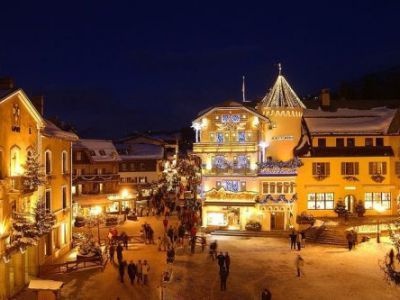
xmin=312 ymin=162 xmax=330 ymax=177
xmin=307 ymin=193 xmax=334 ymax=210
xmin=216 ymin=132 xmax=224 ymax=143
xmin=45 ymin=150 xmax=52 ymax=175
xmin=364 ymin=192 xmax=391 ymax=209
xmin=347 ymin=138 xmax=355 ymax=147
xmin=238 ymin=131 xmax=246 ymax=143
xmin=10 ymin=145 xmax=21 ymax=176
xmin=62 ymin=151 xmax=68 ymax=174
xmin=76 ymin=151 xmax=82 ymax=161
xmin=11 ymin=103 xmax=21 ymax=132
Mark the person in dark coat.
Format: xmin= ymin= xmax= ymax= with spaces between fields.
xmin=224 ymin=252 xmax=230 ymax=273
xmin=121 ymin=232 xmax=129 ymax=250
xmin=346 ymin=231 xmax=354 ymax=251
xmin=261 ymin=288 xmax=272 ymax=300
xmin=217 ymin=252 xmax=225 ymax=270
xmin=289 ymin=230 xmax=297 ymax=250
xmin=219 ymin=266 xmax=228 ymax=291
xmin=389 ymin=248 xmax=395 ymax=267
xmin=109 ymin=244 xmax=115 ymax=263
xmin=118 ymin=260 xmax=127 ymax=283
xmin=116 ymin=243 xmax=123 ymax=262
xmin=127 ymin=260 xmax=137 ymax=285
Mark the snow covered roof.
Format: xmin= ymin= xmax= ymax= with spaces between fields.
xmin=260 ymin=75 xmax=306 ymax=109
xmin=74 ymin=139 xmax=121 ymax=162
xmin=118 ymin=143 xmax=164 ymax=160
xmin=42 ymin=120 xmax=79 ymax=141
xmin=303 ymin=107 xmax=398 ymax=135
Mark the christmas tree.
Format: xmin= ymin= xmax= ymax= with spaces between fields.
xmin=22 ymin=148 xmax=46 ymax=190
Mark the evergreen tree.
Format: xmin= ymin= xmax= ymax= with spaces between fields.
xmin=22 ymin=148 xmax=46 ymax=190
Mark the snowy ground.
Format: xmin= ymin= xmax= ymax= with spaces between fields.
xmin=16 ymin=216 xmax=400 ymax=300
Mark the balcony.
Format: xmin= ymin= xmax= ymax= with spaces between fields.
xmin=203 ymin=167 xmax=256 ymax=176
xmin=193 ymin=141 xmax=257 ymax=153
xmin=8 ymin=176 xmax=36 ymax=194
xmin=72 ymin=173 xmax=120 ymax=184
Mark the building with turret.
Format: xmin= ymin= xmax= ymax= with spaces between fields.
xmin=193 ymin=70 xmax=400 ymax=231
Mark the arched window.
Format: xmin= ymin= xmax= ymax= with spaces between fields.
xmin=45 ymin=150 xmax=52 ymax=175
xmin=10 ymin=145 xmax=21 ymax=176
xmin=61 ymin=151 xmax=68 ymax=174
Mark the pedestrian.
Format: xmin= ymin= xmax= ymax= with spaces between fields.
xmin=352 ymin=229 xmax=358 ymax=249
xmin=178 ymin=223 xmax=185 ymax=245
xmin=167 ymin=226 xmax=174 ymax=245
xmin=163 ymin=217 xmax=169 ymax=232
xmin=296 ymin=254 xmax=304 ymax=277
xmin=118 ymin=260 xmax=127 ymax=283
xmin=109 ymin=244 xmax=115 ymax=263
xmin=116 ymin=243 xmax=123 ymax=263
xmin=300 ymin=230 xmax=306 ymax=248
xmin=127 ymin=260 xmax=137 ymax=285
xmin=261 ymin=288 xmax=272 ymax=300
xmin=217 ymin=252 xmax=225 ymax=270
xmin=296 ymin=232 xmax=302 ymax=251
xmin=224 ymin=252 xmax=230 ymax=273
xmin=122 ymin=232 xmax=129 ymax=250
xmin=219 ymin=266 xmax=228 ymax=291
xmin=346 ymin=231 xmax=354 ymax=251
xmin=142 ymin=260 xmax=150 ymax=285
xmin=388 ymin=248 xmax=395 ymax=267
xmin=148 ymin=225 xmax=155 ymax=244
xmin=136 ymin=260 xmax=143 ymax=284
xmin=289 ymin=230 xmax=297 ymax=250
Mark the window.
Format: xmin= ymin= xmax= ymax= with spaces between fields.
xmin=11 ymin=103 xmax=21 ymax=132
xmin=99 ymin=183 xmax=104 ymax=193
xmin=364 ymin=192 xmax=391 ymax=209
xmin=277 ymin=182 xmax=283 ymax=194
xmin=376 ymin=138 xmax=384 ymax=147
xmin=307 ymin=193 xmax=334 ymax=210
xmin=317 ymin=138 xmax=326 ymax=148
xmin=221 ymin=114 xmax=240 ymax=123
xmin=139 ymin=177 xmax=147 ymax=183
xmin=341 ymin=162 xmax=359 ymax=175
xmin=99 ymin=150 xmax=106 ymax=156
xmin=120 ymin=163 xmax=127 ymax=171
xmin=76 ymin=151 xmax=82 ymax=161
xmin=347 ymin=138 xmax=355 ymax=147
xmin=62 ymin=151 xmax=68 ymax=174
xmin=45 ymin=150 xmax=52 ymax=175
xmin=312 ymin=162 xmax=330 ymax=177
xmin=62 ymin=186 xmax=67 ymax=209
xmin=216 ymin=132 xmax=224 ymax=143
xmin=10 ymin=145 xmax=21 ymax=176
xmin=129 ymin=163 xmax=135 ymax=171
xmin=220 ymin=180 xmax=241 ymax=192
xmin=262 ymin=182 xmax=294 ymax=194
xmin=396 ymin=162 xmax=400 ymax=175
xmin=45 ymin=189 xmax=51 ymax=211
xmin=238 ymin=131 xmax=246 ymax=143
xmin=336 ymin=138 xmax=344 ymax=147
xmin=365 ymin=138 xmax=373 ymax=147
xmin=368 ymin=162 xmax=387 ymax=175
xmin=89 ymin=150 xmax=96 ymax=156
xmin=72 ymin=185 xmax=76 ymax=195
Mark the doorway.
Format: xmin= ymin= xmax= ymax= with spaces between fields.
xmin=344 ymin=195 xmax=355 ymax=213
xmin=271 ymin=212 xmax=284 ymax=230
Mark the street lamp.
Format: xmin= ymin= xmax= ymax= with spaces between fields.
xmin=374 ymin=203 xmax=385 ymax=243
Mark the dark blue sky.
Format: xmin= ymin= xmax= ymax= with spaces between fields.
xmin=1 ymin=1 xmax=400 ymax=138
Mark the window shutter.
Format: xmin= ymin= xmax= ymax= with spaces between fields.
xmin=369 ymin=162 xmax=373 ymax=175
xmin=382 ymin=162 xmax=387 ymax=175
xmin=341 ymin=162 xmax=345 ymax=175
xmin=355 ymin=162 xmax=359 ymax=175
xmin=312 ymin=163 xmax=317 ymax=175
xmin=326 ymin=163 xmax=330 ymax=176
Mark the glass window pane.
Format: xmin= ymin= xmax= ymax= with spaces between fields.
xmin=365 ymin=201 xmax=373 ymax=209
xmin=325 ymin=201 xmax=334 ymax=209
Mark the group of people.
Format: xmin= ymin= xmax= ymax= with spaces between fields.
xmin=289 ymin=230 xmax=306 ymax=251
xmin=118 ymin=259 xmax=151 ymax=285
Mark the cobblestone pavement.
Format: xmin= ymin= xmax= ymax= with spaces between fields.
xmin=15 ymin=215 xmax=400 ymax=300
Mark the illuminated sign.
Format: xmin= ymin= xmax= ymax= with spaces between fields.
xmin=272 ymin=135 xmax=294 ymax=141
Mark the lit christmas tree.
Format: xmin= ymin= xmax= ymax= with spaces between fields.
xmin=22 ymin=148 xmax=46 ymax=190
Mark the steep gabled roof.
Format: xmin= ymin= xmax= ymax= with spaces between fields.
xmin=42 ymin=120 xmax=79 ymax=141
xmin=74 ymin=139 xmax=121 ymax=162
xmin=260 ymin=74 xmax=306 ymax=109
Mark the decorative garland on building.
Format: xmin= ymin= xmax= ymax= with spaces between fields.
xmin=258 ymin=157 xmax=303 ymax=175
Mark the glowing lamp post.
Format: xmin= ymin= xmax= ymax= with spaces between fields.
xmin=374 ymin=203 xmax=385 ymax=243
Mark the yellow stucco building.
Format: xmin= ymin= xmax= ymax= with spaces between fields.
xmin=193 ymin=72 xmax=400 ymax=232
xmin=0 ymin=88 xmax=77 ymax=299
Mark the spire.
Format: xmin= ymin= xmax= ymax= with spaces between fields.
xmin=260 ymin=66 xmax=306 ymax=109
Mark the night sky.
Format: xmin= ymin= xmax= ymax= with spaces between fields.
xmin=1 ymin=1 xmax=400 ymax=138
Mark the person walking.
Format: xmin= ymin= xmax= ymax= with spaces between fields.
xmin=118 ymin=260 xmax=127 ymax=283
xmin=296 ymin=255 xmax=304 ymax=277
xmin=217 ymin=252 xmax=225 ymax=270
xmin=109 ymin=244 xmax=115 ymax=263
xmin=219 ymin=266 xmax=229 ymax=291
xmin=388 ymin=248 xmax=395 ymax=267
xmin=346 ymin=231 xmax=354 ymax=251
xmin=148 ymin=225 xmax=155 ymax=244
xmin=116 ymin=243 xmax=123 ymax=263
xmin=167 ymin=226 xmax=174 ymax=246
xmin=136 ymin=260 xmax=143 ymax=284
xmin=224 ymin=252 xmax=230 ymax=273
xmin=127 ymin=260 xmax=137 ymax=285
xmin=261 ymin=288 xmax=272 ymax=300
xmin=296 ymin=232 xmax=302 ymax=251
xmin=352 ymin=229 xmax=358 ymax=250
xmin=289 ymin=230 xmax=297 ymax=250
xmin=122 ymin=232 xmax=129 ymax=250
xmin=142 ymin=260 xmax=150 ymax=285
xmin=300 ymin=230 xmax=306 ymax=248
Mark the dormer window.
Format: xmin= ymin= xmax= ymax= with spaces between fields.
xmin=89 ymin=150 xmax=96 ymax=156
xmin=99 ymin=150 xmax=106 ymax=156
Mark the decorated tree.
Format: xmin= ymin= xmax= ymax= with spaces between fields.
xmin=381 ymin=219 xmax=400 ymax=284
xmin=22 ymin=148 xmax=46 ymax=190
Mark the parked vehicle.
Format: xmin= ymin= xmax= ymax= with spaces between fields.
xmin=245 ymin=221 xmax=262 ymax=231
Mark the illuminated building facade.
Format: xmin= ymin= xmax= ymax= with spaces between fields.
xmin=0 ymin=88 xmax=77 ymax=298
xmin=193 ymin=72 xmax=400 ymax=231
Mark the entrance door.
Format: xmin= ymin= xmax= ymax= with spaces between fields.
xmin=271 ymin=212 xmax=285 ymax=230
xmin=345 ymin=195 xmax=355 ymax=213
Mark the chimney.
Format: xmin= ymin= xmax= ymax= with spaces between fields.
xmin=0 ymin=77 xmax=15 ymax=90
xmin=31 ymin=95 xmax=45 ymax=116
xmin=320 ymin=89 xmax=330 ymax=109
